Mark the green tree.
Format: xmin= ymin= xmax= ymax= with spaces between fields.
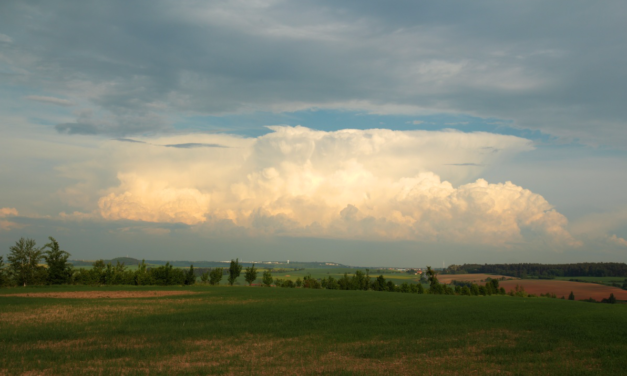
xmin=228 ymin=259 xmax=242 ymax=286
xmin=42 ymin=236 xmax=72 ymax=285
xmin=400 ymin=282 xmax=410 ymax=293
xmin=135 ymin=260 xmax=152 ymax=285
xmin=91 ymin=259 xmax=106 ymax=284
xmin=185 ymin=265 xmax=196 ymax=285
xmin=326 ymin=276 xmax=339 ymax=290
xmin=209 ymin=268 xmax=223 ymax=285
xmin=0 ymin=256 xmax=7 ymax=286
xmin=426 ymin=266 xmax=439 ymax=287
xmin=353 ymin=270 xmax=367 ymax=290
xmin=568 ymin=291 xmax=575 ymax=300
xmin=200 ymin=270 xmax=210 ymax=284
xmin=8 ymin=237 xmax=46 ymax=286
xmin=374 ymin=275 xmax=386 ymax=291
xmin=608 ymin=293 xmax=617 ymax=304
xmin=244 ymin=263 xmax=258 ymax=286
xmin=262 ymin=270 xmax=273 ymax=287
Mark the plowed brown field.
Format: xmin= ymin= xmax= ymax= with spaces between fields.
xmin=438 ymin=273 xmax=517 ymax=284
xmin=499 ymin=280 xmax=627 ymax=301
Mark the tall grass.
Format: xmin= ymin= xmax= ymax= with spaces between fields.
xmin=1 ymin=285 xmax=626 ymax=375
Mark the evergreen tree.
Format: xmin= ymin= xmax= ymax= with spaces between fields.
xmin=8 ymin=237 xmax=46 ymax=286
xmin=568 ymin=291 xmax=575 ymax=300
xmin=375 ymin=275 xmax=386 ymax=291
xmin=184 ymin=264 xmax=196 ymax=285
xmin=262 ymin=270 xmax=273 ymax=287
xmin=42 ymin=236 xmax=72 ymax=285
xmin=209 ymin=268 xmax=223 ymax=285
xmin=227 ymin=258 xmax=242 ymax=286
xmin=244 ymin=263 xmax=258 ymax=286
xmin=608 ymin=293 xmax=616 ymax=304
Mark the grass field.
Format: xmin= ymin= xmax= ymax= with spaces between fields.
xmin=1 ymin=286 xmax=627 ymax=375
xmin=437 ymin=274 xmax=517 ymax=284
xmin=554 ymin=276 xmax=627 ymax=285
xmin=269 ymin=268 xmax=423 ymax=286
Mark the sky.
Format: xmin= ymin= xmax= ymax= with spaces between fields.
xmin=1 ymin=1 xmax=627 ymax=266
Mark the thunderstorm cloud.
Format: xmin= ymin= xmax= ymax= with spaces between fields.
xmin=90 ymin=127 xmax=579 ymax=247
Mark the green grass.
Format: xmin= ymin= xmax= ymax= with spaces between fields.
xmin=554 ymin=276 xmax=627 ymax=286
xmin=270 ymin=267 xmax=422 ymax=286
xmin=1 ymin=285 xmax=626 ymax=375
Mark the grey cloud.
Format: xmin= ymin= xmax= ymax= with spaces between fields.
xmin=2 ymin=1 xmax=627 ymax=145
xmin=55 ymin=123 xmax=100 ymax=135
xmin=164 ymin=143 xmax=227 ymax=149
xmin=114 ymin=138 xmax=147 ymax=144
xmin=111 ymin=139 xmax=226 ymax=148
xmin=25 ymin=96 xmax=74 ymax=106
xmin=55 ymin=109 xmax=169 ymax=136
xmin=0 ymin=33 xmax=13 ymax=43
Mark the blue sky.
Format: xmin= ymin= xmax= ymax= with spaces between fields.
xmin=1 ymin=1 xmax=626 ymax=265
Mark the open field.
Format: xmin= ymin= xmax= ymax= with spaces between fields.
xmin=268 ymin=268 xmax=422 ymax=286
xmin=438 ymin=274 xmax=517 ymax=284
xmin=554 ymin=276 xmax=627 ymax=285
xmin=1 ymin=286 xmax=627 ymax=375
xmin=499 ymin=279 xmax=627 ymax=300
xmin=5 ymin=291 xmax=196 ymax=299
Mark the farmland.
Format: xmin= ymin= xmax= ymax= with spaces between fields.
xmin=1 ymin=285 xmax=627 ymax=375
xmin=498 ymin=279 xmax=627 ymax=301
xmin=437 ymin=273 xmax=516 ymax=284
xmin=554 ymin=276 xmax=627 ymax=286
xmin=269 ymin=267 xmax=423 ymax=286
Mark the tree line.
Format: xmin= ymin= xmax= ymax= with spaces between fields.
xmin=444 ymin=262 xmax=627 ymax=278
xmin=0 ymin=237 xmax=616 ymax=303
xmin=0 ymin=237 xmax=501 ymax=297
xmin=0 ymin=237 xmax=198 ymax=287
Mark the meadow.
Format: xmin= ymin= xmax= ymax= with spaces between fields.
xmin=1 ymin=285 xmax=627 ymax=375
xmin=268 ymin=267 xmax=422 ymax=287
xmin=554 ymin=276 xmax=627 ymax=285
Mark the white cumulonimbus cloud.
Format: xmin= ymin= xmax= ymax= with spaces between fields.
xmin=93 ymin=126 xmax=579 ymax=247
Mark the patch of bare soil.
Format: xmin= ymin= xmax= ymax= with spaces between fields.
xmin=499 ymin=280 xmax=627 ymax=301
xmin=3 ymin=290 xmax=196 ymax=299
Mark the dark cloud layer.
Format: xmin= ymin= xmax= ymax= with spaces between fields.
xmin=1 ymin=0 xmax=626 ymax=144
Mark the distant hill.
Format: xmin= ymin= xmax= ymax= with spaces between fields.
xmin=109 ymin=257 xmax=141 ymax=265
xmin=69 ymin=257 xmax=142 ymax=267
xmin=68 ymin=258 xmax=349 ymax=269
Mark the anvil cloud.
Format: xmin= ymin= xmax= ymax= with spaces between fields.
xmin=88 ymin=127 xmax=578 ymax=247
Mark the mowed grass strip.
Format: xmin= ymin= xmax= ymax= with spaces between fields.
xmin=1 ymin=286 xmax=626 ymax=375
